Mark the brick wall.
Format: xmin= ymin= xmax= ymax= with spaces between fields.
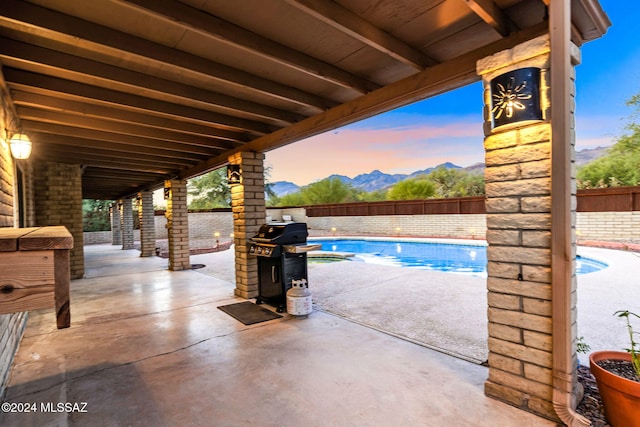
xmin=34 ymin=162 xmax=84 ymax=278
xmin=229 ymin=152 xmax=266 ymax=299
xmin=577 ymin=211 xmax=640 ymax=242
xmin=0 ymin=93 xmax=29 ymax=399
xmin=165 ymin=179 xmax=190 ymax=270
xmin=83 ymin=209 xmax=639 ymax=244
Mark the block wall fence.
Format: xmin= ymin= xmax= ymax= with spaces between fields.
xmin=84 ymin=208 xmax=640 ymax=244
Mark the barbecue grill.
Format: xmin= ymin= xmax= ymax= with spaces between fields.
xmin=249 ymin=222 xmax=319 ymax=312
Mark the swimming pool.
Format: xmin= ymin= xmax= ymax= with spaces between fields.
xmin=308 ymin=237 xmax=607 ymax=275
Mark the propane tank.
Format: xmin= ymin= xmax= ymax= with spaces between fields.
xmin=286 ymin=279 xmax=312 ymax=317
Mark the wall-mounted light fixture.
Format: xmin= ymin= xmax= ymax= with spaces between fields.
xmin=5 ymin=130 xmax=32 ymax=160
xmin=490 ymin=67 xmax=542 ymax=129
xmin=227 ymin=165 xmax=242 ymax=185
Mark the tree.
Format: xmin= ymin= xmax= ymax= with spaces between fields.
xmin=273 ymin=177 xmax=360 ymax=206
xmin=387 ymin=177 xmax=436 ymax=200
xmin=423 ymin=166 xmax=484 ymax=198
xmin=188 ymin=169 xmax=230 ymax=208
xmin=83 ymin=199 xmax=112 ymax=232
xmin=577 ymin=94 xmax=640 ymax=188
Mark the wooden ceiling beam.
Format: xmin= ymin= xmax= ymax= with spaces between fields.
xmin=117 ymin=0 xmax=380 ymax=94
xmin=180 ymin=22 xmax=548 ymax=179
xmin=0 ymin=0 xmax=334 ymax=111
xmin=33 ymin=151 xmax=176 ymax=174
xmin=462 ymin=0 xmax=518 ymax=36
xmin=81 ymin=169 xmax=169 ymax=185
xmin=38 ymin=147 xmax=196 ymax=171
xmin=12 ymin=91 xmax=251 ymax=143
xmin=4 ymin=68 xmax=275 ymax=135
xmin=17 ymin=106 xmax=238 ymax=150
xmin=285 ymin=0 xmax=437 ymax=69
xmin=0 ymin=37 xmax=303 ymax=126
xmin=31 ymin=133 xmax=207 ymax=163
xmin=23 ymin=120 xmax=222 ymax=156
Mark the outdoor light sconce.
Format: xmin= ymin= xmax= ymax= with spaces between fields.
xmin=227 ymin=165 xmax=242 ymax=185
xmin=490 ymin=67 xmax=542 ymax=129
xmin=163 ymin=185 xmax=171 ymax=200
xmin=4 ymin=129 xmax=32 ymax=160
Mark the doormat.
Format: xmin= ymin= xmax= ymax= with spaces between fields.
xmin=217 ymin=301 xmax=283 ymax=325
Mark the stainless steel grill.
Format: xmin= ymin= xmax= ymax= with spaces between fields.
xmin=249 ymin=222 xmax=318 ymax=312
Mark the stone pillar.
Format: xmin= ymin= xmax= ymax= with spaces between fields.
xmin=477 ymin=35 xmax=581 ymax=422
xmin=33 ymin=161 xmax=84 ymax=279
xmin=229 ymin=152 xmax=266 ymax=299
xmin=138 ymin=191 xmax=156 ymax=257
xmin=165 ymin=179 xmax=190 ymax=270
xmin=120 ymin=198 xmax=134 ymax=250
xmin=110 ymin=203 xmax=122 ymax=245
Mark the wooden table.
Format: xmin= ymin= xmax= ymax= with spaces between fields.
xmin=0 ymin=226 xmax=73 ymax=329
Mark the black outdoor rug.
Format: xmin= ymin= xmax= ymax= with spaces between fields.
xmin=217 ymin=301 xmax=282 ymax=325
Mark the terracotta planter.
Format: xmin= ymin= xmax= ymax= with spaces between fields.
xmin=589 ymin=351 xmax=640 ymax=427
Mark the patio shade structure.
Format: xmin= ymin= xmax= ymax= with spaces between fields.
xmin=0 ymin=1 xmax=612 ymax=425
xmin=0 ymin=0 xmax=608 ymax=200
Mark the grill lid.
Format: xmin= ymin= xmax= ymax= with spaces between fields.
xmin=251 ymin=222 xmax=308 ymax=244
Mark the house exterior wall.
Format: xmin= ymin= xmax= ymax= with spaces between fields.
xmin=0 ymin=94 xmax=29 ymax=399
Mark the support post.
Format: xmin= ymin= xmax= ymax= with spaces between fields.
xmin=165 ymin=179 xmax=190 ymax=270
xmin=138 ymin=191 xmax=156 ymax=257
xmin=121 ymin=198 xmax=134 ymax=250
xmin=477 ymin=33 xmax=583 ymax=423
xmin=229 ymin=152 xmax=266 ymax=299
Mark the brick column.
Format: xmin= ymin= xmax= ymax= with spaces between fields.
xmin=33 ymin=161 xmax=84 ymax=279
xmin=165 ymin=179 xmax=190 ymax=270
xmin=120 ymin=198 xmax=134 ymax=250
xmin=229 ymin=152 xmax=266 ymax=299
xmin=477 ymin=35 xmax=580 ymax=422
xmin=138 ymin=191 xmax=156 ymax=257
xmin=110 ymin=203 xmax=122 ymax=245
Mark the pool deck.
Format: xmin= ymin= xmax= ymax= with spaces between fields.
xmin=2 ymin=240 xmax=638 ymax=426
xmin=191 ymin=239 xmax=640 ymax=365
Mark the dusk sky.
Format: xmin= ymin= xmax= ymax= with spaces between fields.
xmin=266 ymin=0 xmax=640 ymax=186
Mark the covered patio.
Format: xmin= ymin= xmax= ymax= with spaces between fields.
xmin=1 ymin=244 xmax=557 ymax=426
xmin=0 ymin=1 xmax=612 ymax=424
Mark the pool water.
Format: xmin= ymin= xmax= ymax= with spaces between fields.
xmin=308 ymin=238 xmax=607 ymax=276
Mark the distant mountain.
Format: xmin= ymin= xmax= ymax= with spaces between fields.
xmin=268 ymin=148 xmax=608 ymax=198
xmin=576 ymin=146 xmax=609 ymax=166
xmin=268 ymin=181 xmax=299 ymax=196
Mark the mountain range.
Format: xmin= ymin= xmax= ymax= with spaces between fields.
xmin=269 ymin=146 xmax=609 ymax=197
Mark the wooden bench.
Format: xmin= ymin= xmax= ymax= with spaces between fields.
xmin=0 ymin=226 xmax=73 ymax=329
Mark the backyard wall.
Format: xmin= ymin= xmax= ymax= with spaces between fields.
xmin=84 ymin=208 xmax=639 ymax=244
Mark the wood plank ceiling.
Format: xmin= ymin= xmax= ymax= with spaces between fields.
xmin=0 ymin=0 xmax=609 ymax=200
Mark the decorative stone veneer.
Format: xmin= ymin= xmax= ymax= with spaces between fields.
xmin=33 ymin=161 xmax=84 ymax=279
xmin=165 ymin=179 xmax=190 ymax=270
xmin=229 ymin=151 xmax=266 ymax=299
xmin=477 ymin=35 xmax=578 ymax=422
xmin=137 ymin=191 xmax=155 ymax=257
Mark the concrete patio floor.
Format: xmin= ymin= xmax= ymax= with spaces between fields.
xmin=0 ymin=244 xmax=561 ymax=426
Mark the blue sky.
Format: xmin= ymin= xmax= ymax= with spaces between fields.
xmin=266 ymin=0 xmax=640 ymax=185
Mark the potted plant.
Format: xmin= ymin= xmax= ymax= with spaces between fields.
xmin=589 ymin=310 xmax=640 ymax=427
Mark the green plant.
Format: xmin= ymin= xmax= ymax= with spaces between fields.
xmin=576 ymin=336 xmax=591 ymax=354
xmin=615 ymin=310 xmax=640 ymax=378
